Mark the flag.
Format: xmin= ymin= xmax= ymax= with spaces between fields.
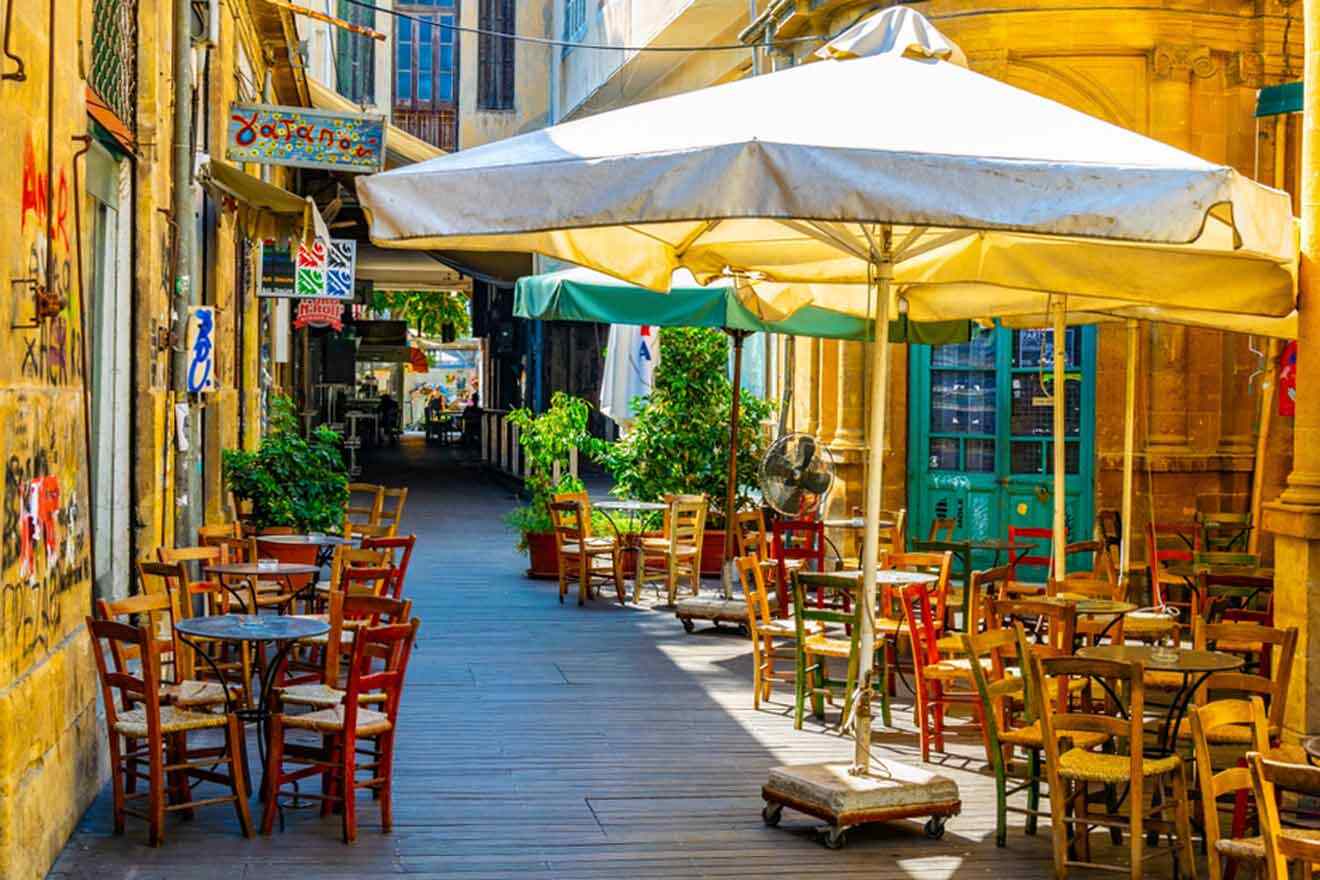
xmin=600 ymin=324 xmax=659 ymax=429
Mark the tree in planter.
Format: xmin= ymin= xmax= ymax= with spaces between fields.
xmin=503 ymin=392 xmax=606 ymax=547
xmin=222 ymin=395 xmax=350 ymax=533
xmin=600 ymin=327 xmax=771 ymax=528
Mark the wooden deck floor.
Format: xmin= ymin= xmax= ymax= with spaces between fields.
xmin=52 ymin=440 xmax=1189 ymax=879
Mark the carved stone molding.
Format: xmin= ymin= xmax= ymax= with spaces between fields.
xmin=1151 ymin=44 xmax=1218 ymax=81
xmin=1227 ymin=51 xmax=1265 ymax=88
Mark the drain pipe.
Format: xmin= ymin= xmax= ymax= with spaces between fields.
xmin=171 ymin=0 xmax=201 ymax=545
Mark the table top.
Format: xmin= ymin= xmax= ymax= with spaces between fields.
xmin=966 ymin=538 xmax=1020 ymax=552
xmin=1078 ymin=644 xmax=1245 ymax=674
xmin=1070 ymin=599 xmax=1138 ymax=616
xmin=176 ymin=614 xmax=328 ymax=642
xmin=205 ymin=562 xmax=322 ymax=577
xmin=256 ymin=534 xmax=353 ymax=547
xmin=1302 ymin=736 xmax=1320 ymax=763
xmin=821 ymin=569 xmax=940 ymax=586
xmin=595 ymin=499 xmax=667 ymax=513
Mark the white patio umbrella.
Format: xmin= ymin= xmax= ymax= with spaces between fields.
xmin=357 ymin=6 xmax=1295 ymax=774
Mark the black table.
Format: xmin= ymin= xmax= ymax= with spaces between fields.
xmin=1078 ymin=644 xmax=1243 ymax=756
xmin=175 ymin=614 xmax=329 ymax=793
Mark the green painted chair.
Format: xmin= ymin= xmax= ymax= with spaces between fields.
xmin=791 ymin=571 xmax=890 ymax=731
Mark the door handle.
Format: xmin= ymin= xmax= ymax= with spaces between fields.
xmin=1034 ymin=484 xmax=1050 ymax=503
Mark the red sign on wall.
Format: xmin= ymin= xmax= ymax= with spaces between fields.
xmin=1279 ymin=340 xmax=1298 ymax=418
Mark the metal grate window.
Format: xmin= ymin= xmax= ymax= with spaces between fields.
xmin=90 ymin=0 xmax=138 ymax=134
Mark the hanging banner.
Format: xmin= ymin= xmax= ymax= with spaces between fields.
xmin=185 ymin=306 xmax=218 ymax=393
xmin=260 ymin=239 xmax=357 ymax=300
xmin=600 ymin=324 xmax=659 ymax=429
xmin=227 ymin=103 xmax=386 ymax=172
xmin=1279 ymin=340 xmax=1298 ymax=417
xmin=294 ymin=298 xmax=346 ymax=332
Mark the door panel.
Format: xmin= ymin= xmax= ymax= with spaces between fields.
xmin=908 ymin=324 xmax=1095 ymax=575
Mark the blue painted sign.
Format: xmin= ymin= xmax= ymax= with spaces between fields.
xmin=226 ymin=102 xmax=386 ymax=173
xmin=186 ymin=306 xmax=217 ymax=393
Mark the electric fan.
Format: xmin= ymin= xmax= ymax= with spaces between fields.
xmin=758 ymin=433 xmax=835 ymax=517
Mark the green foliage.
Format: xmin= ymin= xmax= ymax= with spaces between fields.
xmin=370 ymin=289 xmax=471 ymax=338
xmin=504 ymin=392 xmax=606 ymax=541
xmin=222 ymin=395 xmax=350 ymax=532
xmin=598 ymin=327 xmax=770 ymax=529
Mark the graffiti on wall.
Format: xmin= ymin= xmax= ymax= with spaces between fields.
xmin=14 ymin=133 xmax=81 ymax=387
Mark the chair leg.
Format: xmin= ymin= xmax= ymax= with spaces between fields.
xmin=378 ymin=732 xmax=395 ymax=834
xmin=321 ymin=734 xmax=337 ymax=817
xmin=226 ymin=715 xmax=254 ymax=838
xmin=578 ymin=557 xmax=588 ymax=606
xmin=1128 ymin=776 xmax=1144 ymax=880
xmin=109 ymin=734 xmax=126 ymax=835
xmin=794 ymin=645 xmax=807 ymax=730
xmin=762 ymin=637 xmax=776 ymax=704
xmin=931 ymin=682 xmax=946 ymax=754
xmin=751 ymin=638 xmax=763 ymax=710
xmin=1026 ymin=749 xmax=1042 ymax=836
xmin=1171 ymin=769 xmax=1196 ymax=880
xmin=148 ymin=736 xmax=165 ymax=847
xmin=634 ymin=550 xmax=645 ymax=603
xmin=341 ymin=732 xmax=357 ymax=844
xmin=124 ymin=736 xmax=139 ymax=795
xmin=992 ymin=746 xmax=1008 ymax=848
xmin=874 ymin=647 xmax=892 ymax=729
xmin=665 ymin=559 xmax=678 ymax=606
xmin=1048 ymin=777 xmax=1071 ymax=880
xmin=260 ymin=716 xmax=286 ymax=835
xmin=611 ymin=550 xmax=625 ymax=604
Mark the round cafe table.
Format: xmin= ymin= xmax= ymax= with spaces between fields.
xmin=174 ymin=614 xmax=328 ymax=792
xmin=205 ymin=561 xmax=323 ymax=614
xmin=1078 ymin=643 xmax=1243 ymax=756
xmin=593 ymin=499 xmax=667 ymax=545
xmin=256 ymin=533 xmax=356 ymax=568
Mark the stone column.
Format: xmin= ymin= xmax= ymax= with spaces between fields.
xmin=829 ymin=340 xmax=868 ymax=549
xmin=1263 ymin=0 xmax=1320 ymax=740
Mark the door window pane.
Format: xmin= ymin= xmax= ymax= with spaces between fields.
xmin=1011 ymin=375 xmax=1080 ymax=437
xmin=1011 ymin=441 xmax=1043 ymax=474
xmin=965 ymin=439 xmax=995 ymax=473
xmin=931 ymin=328 xmax=996 ymax=369
xmin=930 ymin=370 xmax=996 ymax=434
xmin=1012 ymin=327 xmax=1082 ymax=369
xmin=1044 ymin=442 xmax=1081 ymax=475
xmin=929 ymin=438 xmax=959 ymax=470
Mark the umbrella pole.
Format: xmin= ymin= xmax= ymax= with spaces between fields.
xmin=724 ymin=331 xmax=747 ymax=596
xmin=1120 ymin=320 xmax=1138 ymax=584
xmin=854 ymin=236 xmax=892 ymax=776
xmin=1051 ymin=300 xmax=1068 ymax=583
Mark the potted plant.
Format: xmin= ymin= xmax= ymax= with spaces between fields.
xmin=222 ymin=395 xmax=350 ymax=533
xmin=599 ymin=327 xmax=771 ymax=575
xmin=505 ymin=392 xmax=605 ymax=578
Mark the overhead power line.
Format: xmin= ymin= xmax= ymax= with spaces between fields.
xmin=337 ymin=0 xmax=828 ymax=53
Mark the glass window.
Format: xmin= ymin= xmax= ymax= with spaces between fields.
xmin=930 ymin=369 xmax=996 ymax=434
xmin=1011 ymin=441 xmax=1043 ymax=475
xmin=1012 ymin=327 xmax=1082 ymax=369
xmin=965 ymin=439 xmax=996 ymax=473
xmin=929 ymin=438 xmax=959 ymax=471
xmin=931 ymin=327 xmax=996 ymax=369
xmin=1011 ymin=374 xmax=1080 ymax=437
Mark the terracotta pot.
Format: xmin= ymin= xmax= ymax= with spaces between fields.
xmin=700 ymin=530 xmax=728 ymax=577
xmin=524 ymin=531 xmax=559 ymax=580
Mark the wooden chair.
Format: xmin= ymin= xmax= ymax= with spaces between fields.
xmin=157 ymin=545 xmax=233 ymax=616
xmin=358 ymin=487 xmax=408 ymax=538
xmin=279 ymin=592 xmax=413 ymax=710
xmin=344 ymin=483 xmax=385 ymax=534
xmin=1188 ymin=698 xmax=1274 ymax=880
xmin=1064 ymin=539 xmax=1115 ymax=582
xmin=1147 ymin=519 xmax=1201 ymax=614
xmin=771 ymin=517 xmax=826 ymax=617
xmin=734 ymin=509 xmax=778 ymax=597
xmin=1199 ymin=510 xmax=1252 ymax=553
xmin=927 ymin=517 xmax=957 ymax=542
xmin=737 ymin=555 xmax=818 ymax=710
xmin=791 ymin=571 xmax=888 ymax=730
xmin=635 ymin=494 xmax=706 ymax=606
xmin=900 ymin=582 xmax=985 ymax=762
xmin=1052 ymin=577 xmax=1128 ymax=647
xmin=87 ymin=617 xmax=251 ymax=846
xmin=1008 ymin=525 xmax=1053 ymax=583
xmin=986 ymin=596 xmax=1081 ymax=714
xmin=964 ymin=622 xmax=1107 ymax=847
xmin=1036 ymin=654 xmax=1196 ymax=880
xmin=1174 ymin=619 xmax=1297 ymax=746
xmin=263 ymin=619 xmax=420 ymax=843
xmin=361 ymin=534 xmax=416 ymax=599
xmin=1250 ymin=751 xmax=1320 ymax=880
xmin=849 ymin=506 xmax=907 ymax=558
xmin=551 ymin=496 xmax=623 ymax=606
xmin=198 ymin=521 xmax=242 ymax=541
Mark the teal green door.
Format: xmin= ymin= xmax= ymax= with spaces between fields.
xmin=907 ymin=325 xmax=1096 ymax=574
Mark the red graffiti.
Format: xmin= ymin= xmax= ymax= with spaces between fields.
xmin=20 ymin=137 xmax=47 ymax=233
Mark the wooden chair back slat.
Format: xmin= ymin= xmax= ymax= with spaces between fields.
xmin=361 ymin=535 xmax=416 ymax=599
xmin=1250 ymin=751 xmax=1320 ymax=880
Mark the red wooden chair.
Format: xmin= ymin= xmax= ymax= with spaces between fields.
xmin=361 ymin=534 xmax=415 ymax=599
xmin=263 ymin=618 xmax=421 ymax=843
xmin=771 ymin=518 xmax=826 ymax=618
xmin=900 ymin=582 xmax=986 ymax=762
xmin=1146 ymin=520 xmax=1202 ymax=613
xmin=1008 ymin=525 xmax=1053 ymax=584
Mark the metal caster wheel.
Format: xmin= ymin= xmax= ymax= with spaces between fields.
xmin=681 ymin=618 xmax=695 ymax=633
xmin=823 ymin=827 xmax=847 ymax=850
xmin=925 ymin=817 xmax=946 ymax=840
xmin=761 ymin=803 xmax=782 ymax=827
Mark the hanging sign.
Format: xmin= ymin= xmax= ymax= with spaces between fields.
xmin=226 ymin=102 xmax=386 ymax=172
xmin=260 ymin=239 xmax=357 ymax=300
xmin=185 ymin=306 xmax=218 ymax=393
xmin=294 ymin=299 xmax=346 ymax=332
xmin=1279 ymin=340 xmax=1298 ymax=417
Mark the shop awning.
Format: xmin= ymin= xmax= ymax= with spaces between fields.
xmin=307 ymin=78 xmax=442 ymax=168
xmin=200 ymin=160 xmax=326 ymax=241
xmin=357 ymin=245 xmax=471 ymax=292
xmin=515 ymin=267 xmax=970 ymax=344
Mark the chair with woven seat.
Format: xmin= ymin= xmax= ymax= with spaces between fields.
xmin=361 ymin=534 xmax=416 ymax=599
xmin=791 ymin=570 xmax=888 ymax=731
xmin=1183 ymin=619 xmax=1297 ymax=747
xmin=1063 ymin=539 xmax=1116 ymax=583
xmin=1199 ymin=510 xmax=1253 ymax=553
xmin=635 ymin=494 xmax=706 ymax=606
xmin=771 ymin=517 xmax=826 ymax=617
xmin=845 ymin=506 xmax=907 ymax=564
xmin=1036 ymin=654 xmax=1197 ymax=880
xmin=734 ymin=509 xmax=778 ymax=596
xmin=985 ymin=596 xmax=1081 ymax=714
xmin=1008 ymin=525 xmax=1053 ymax=585
xmin=263 ymin=618 xmax=420 ymax=843
xmin=965 ymin=622 xmax=1108 ymax=847
xmin=901 ymin=582 xmax=986 ymax=763
xmin=357 ymin=487 xmax=408 ymax=538
xmin=344 ymin=482 xmax=385 ymax=535
xmin=738 ymin=555 xmax=816 ymax=709
xmin=88 ymin=617 xmax=251 ymax=846
xmin=551 ymin=495 xmax=623 ymax=606
xmin=1052 ymin=577 xmax=1128 ymax=648
xmin=1188 ymin=697 xmax=1285 ymax=880
xmin=279 ymin=591 xmax=413 ymax=710
xmin=1250 ymin=751 xmax=1320 ymax=880
xmin=912 ymin=521 xmax=973 ymax=633
xmin=1147 ymin=519 xmax=1202 ymax=618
